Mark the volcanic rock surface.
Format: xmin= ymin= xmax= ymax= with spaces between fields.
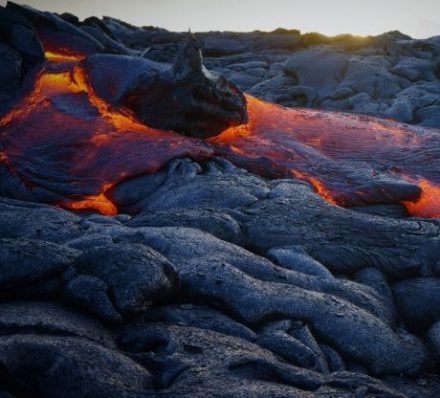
xmin=1 ymin=159 xmax=440 ymax=397
xmin=0 ymin=2 xmax=440 ymax=398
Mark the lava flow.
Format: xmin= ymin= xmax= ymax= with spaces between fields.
xmin=211 ymin=95 xmax=440 ymax=215
xmin=1 ymin=50 xmax=440 ymax=217
xmin=0 ymin=51 xmax=213 ymax=214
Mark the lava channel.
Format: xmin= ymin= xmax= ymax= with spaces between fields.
xmin=1 ymin=50 xmax=440 ymax=217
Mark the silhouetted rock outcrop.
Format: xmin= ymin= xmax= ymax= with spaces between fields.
xmin=118 ymin=36 xmax=248 ymax=138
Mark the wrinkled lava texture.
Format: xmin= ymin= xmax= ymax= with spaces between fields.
xmin=1 ymin=46 xmax=440 ymax=217
xmin=2 ymin=3 xmax=440 ymax=398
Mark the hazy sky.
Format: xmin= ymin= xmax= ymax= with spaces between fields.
xmin=2 ymin=0 xmax=440 ymax=38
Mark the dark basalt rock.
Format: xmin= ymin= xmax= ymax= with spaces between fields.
xmin=427 ymin=321 xmax=440 ymax=361
xmin=0 ymin=159 xmax=439 ymax=395
xmin=0 ymin=238 xmax=78 ymax=291
xmin=82 ymin=53 xmax=167 ymax=103
xmin=256 ymin=319 xmax=328 ymax=371
xmin=282 ymin=47 xmax=349 ymax=101
xmin=415 ymin=105 xmax=440 ymax=127
xmin=0 ymin=44 xmax=21 ymax=95
xmin=0 ymin=5 xmax=44 ymax=67
xmin=109 ymin=158 xmax=271 ymax=214
xmin=74 ymin=243 xmax=178 ymax=314
xmin=63 ymin=274 xmax=123 ymax=322
xmin=5 ymin=2 xmax=105 ymax=55
xmin=243 ymin=180 xmax=440 ymax=279
xmin=127 ymin=304 xmax=258 ymax=341
xmin=392 ymin=278 xmax=440 ymax=332
xmin=83 ymin=36 xmax=248 ymax=138
xmin=114 ymin=226 xmax=394 ymax=324
xmin=0 ymin=197 xmax=82 ymax=243
xmin=0 ymin=7 xmax=44 ymax=115
xmin=267 ymin=246 xmax=334 ymax=279
xmin=122 ymin=158 xmax=270 ymax=212
xmin=126 ymin=208 xmax=245 ymax=245
xmin=0 ymin=301 xmax=115 ymax=347
xmin=120 ymin=36 xmax=248 ymax=138
xmin=114 ymin=322 xmax=411 ymax=397
xmin=0 ymin=334 xmax=153 ymax=398
xmin=177 ymin=259 xmax=427 ymax=376
xmin=355 ymin=267 xmax=397 ymax=319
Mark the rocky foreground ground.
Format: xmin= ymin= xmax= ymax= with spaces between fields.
xmin=1 ymin=158 xmax=440 ymax=397
xmin=0 ymin=2 xmax=440 ymax=397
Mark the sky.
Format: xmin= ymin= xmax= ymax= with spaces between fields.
xmin=2 ymin=0 xmax=440 ymax=39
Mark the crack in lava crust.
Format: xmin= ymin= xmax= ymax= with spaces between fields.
xmin=1 ymin=50 xmax=440 ymax=217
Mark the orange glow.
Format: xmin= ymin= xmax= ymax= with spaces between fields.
xmin=402 ymin=178 xmax=440 ymax=218
xmin=291 ymin=170 xmax=338 ymax=205
xmin=1 ymin=47 xmax=440 ymax=217
xmin=45 ymin=51 xmax=85 ymax=62
xmin=210 ymin=95 xmax=440 ymax=217
xmin=71 ymin=65 xmax=152 ymax=131
xmin=308 ymin=177 xmax=338 ymax=205
xmin=0 ymin=54 xmax=213 ymax=214
xmin=61 ymin=193 xmax=118 ymax=215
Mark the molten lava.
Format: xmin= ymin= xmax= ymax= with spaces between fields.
xmin=211 ymin=95 xmax=440 ymax=216
xmin=402 ymin=178 xmax=440 ymax=218
xmin=1 ymin=49 xmax=440 ymax=217
xmin=44 ymin=51 xmax=85 ymax=62
xmin=0 ymin=50 xmax=213 ymax=214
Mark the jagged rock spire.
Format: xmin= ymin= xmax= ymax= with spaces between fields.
xmin=107 ymin=31 xmax=247 ymax=138
xmin=172 ymin=33 xmax=204 ymax=80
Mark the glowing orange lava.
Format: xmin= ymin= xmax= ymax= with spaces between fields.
xmin=1 ymin=49 xmax=440 ymax=217
xmin=211 ymin=95 xmax=440 ymax=217
xmin=44 ymin=51 xmax=85 ymax=62
xmin=291 ymin=170 xmax=338 ymax=205
xmin=0 ymin=51 xmax=213 ymax=214
xmin=61 ymin=193 xmax=118 ymax=215
xmin=402 ymin=178 xmax=440 ymax=218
